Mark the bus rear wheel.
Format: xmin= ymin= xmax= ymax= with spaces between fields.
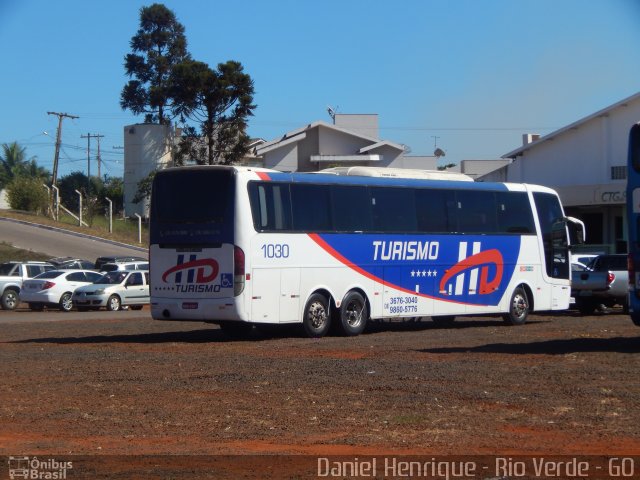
xmin=303 ymin=293 xmax=331 ymax=338
xmin=338 ymin=291 xmax=368 ymax=336
xmin=503 ymin=286 xmax=529 ymax=325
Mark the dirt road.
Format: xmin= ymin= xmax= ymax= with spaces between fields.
xmin=1 ymin=310 xmax=639 ymax=477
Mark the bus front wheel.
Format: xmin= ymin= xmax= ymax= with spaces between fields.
xmin=338 ymin=291 xmax=368 ymax=336
xmin=503 ymin=287 xmax=529 ymax=325
xmin=303 ymin=293 xmax=331 ymax=338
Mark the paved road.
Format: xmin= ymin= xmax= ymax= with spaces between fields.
xmin=0 ymin=217 xmax=146 ymax=260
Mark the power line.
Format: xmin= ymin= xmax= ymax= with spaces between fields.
xmin=80 ymin=132 xmax=104 ymax=179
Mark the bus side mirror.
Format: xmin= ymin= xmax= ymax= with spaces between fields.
xmin=565 ymin=216 xmax=585 ymax=245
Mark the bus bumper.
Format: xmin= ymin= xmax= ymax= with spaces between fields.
xmin=150 ymin=297 xmax=248 ymax=322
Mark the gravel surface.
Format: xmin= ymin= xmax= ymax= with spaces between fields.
xmin=2 ymin=309 xmax=639 ymax=455
xmin=1 ymin=309 xmax=639 ymax=476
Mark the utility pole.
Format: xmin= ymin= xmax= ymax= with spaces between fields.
xmin=96 ymin=135 xmax=103 ymax=178
xmin=81 ymin=132 xmax=104 ymax=181
xmin=47 ymin=111 xmax=79 ymax=186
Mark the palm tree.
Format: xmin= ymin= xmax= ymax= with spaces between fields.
xmin=0 ymin=142 xmax=50 ymax=189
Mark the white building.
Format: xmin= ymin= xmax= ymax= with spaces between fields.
xmin=255 ymin=114 xmax=436 ymax=171
xmin=123 ymin=124 xmax=173 ymax=217
xmin=481 ymin=91 xmax=640 ymax=254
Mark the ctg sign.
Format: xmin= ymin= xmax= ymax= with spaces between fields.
xmin=598 ymin=188 xmax=626 ymax=204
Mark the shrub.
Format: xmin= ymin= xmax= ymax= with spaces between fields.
xmin=6 ymin=177 xmax=49 ymax=214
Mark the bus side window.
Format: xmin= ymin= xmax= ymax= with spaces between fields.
xmin=370 ymin=187 xmax=417 ymax=232
xmin=249 ymin=182 xmax=292 ymax=232
xmin=496 ymin=191 xmax=535 ymax=234
xmin=331 ymin=185 xmax=372 ymax=232
xmin=455 ymin=190 xmax=498 ymax=234
xmin=291 ymin=184 xmax=331 ymax=231
xmin=415 ymin=189 xmax=454 ymax=233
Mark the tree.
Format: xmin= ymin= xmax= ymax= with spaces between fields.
xmin=171 ymin=60 xmax=256 ymax=165
xmin=0 ymin=142 xmax=49 ymax=189
xmin=6 ymin=177 xmax=48 ymax=214
xmin=120 ymin=3 xmax=190 ymax=125
xmin=102 ymin=176 xmax=124 ymax=213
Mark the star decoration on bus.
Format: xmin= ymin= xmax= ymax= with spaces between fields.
xmin=410 ymin=269 xmax=437 ymax=277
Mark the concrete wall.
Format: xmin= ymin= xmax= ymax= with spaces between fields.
xmin=123 ymin=124 xmax=173 ymax=218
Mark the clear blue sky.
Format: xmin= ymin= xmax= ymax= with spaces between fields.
xmin=1 ymin=0 xmax=639 ymax=178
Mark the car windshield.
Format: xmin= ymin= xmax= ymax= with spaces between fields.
xmin=94 ymin=271 xmax=128 ymax=285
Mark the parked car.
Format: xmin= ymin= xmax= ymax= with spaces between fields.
xmin=99 ymin=261 xmax=149 ymax=273
xmin=0 ymin=261 xmax=55 ymax=310
xmin=571 ymin=254 xmax=598 ymax=270
xmin=94 ymin=255 xmax=146 ymax=271
xmin=72 ymin=270 xmax=150 ymax=311
xmin=20 ymin=269 xmax=103 ymax=311
xmin=571 ymin=254 xmax=628 ymax=314
xmin=48 ymin=257 xmax=95 ymax=270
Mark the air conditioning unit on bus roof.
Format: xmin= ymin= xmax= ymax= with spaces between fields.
xmin=318 ymin=166 xmax=473 ymax=182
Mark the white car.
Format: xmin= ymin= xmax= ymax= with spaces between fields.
xmin=99 ymin=261 xmax=149 ymax=273
xmin=20 ymin=269 xmax=103 ymax=312
xmin=72 ymin=270 xmax=150 ymax=311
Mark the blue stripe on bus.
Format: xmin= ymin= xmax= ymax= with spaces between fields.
xmin=310 ymin=233 xmax=521 ymax=306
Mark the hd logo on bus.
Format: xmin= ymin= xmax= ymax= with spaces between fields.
xmin=162 ymin=254 xmax=232 ymax=292
xmin=436 ymin=241 xmax=503 ymax=297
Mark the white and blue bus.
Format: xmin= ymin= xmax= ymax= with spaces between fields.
xmin=149 ymin=165 xmax=584 ymax=337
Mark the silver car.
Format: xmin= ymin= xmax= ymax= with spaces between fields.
xmin=72 ymin=270 xmax=149 ymax=311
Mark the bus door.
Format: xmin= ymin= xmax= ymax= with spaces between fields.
xmin=533 ymin=192 xmax=572 ymax=309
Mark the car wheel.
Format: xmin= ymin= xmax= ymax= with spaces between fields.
xmin=59 ymin=292 xmax=73 ymax=312
xmin=1 ymin=289 xmax=19 ymax=310
xmin=106 ymin=295 xmax=121 ymax=311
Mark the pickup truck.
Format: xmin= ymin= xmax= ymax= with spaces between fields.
xmin=0 ymin=261 xmax=55 ymax=310
xmin=571 ymin=254 xmax=628 ymax=314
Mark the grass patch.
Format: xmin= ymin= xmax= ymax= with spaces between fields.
xmin=0 ymin=242 xmax=50 ymax=263
xmin=0 ymin=209 xmax=148 ymax=246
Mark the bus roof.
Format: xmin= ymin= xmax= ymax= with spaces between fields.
xmin=318 ymin=166 xmax=474 ymax=182
xmin=156 ymin=164 xmax=559 ymax=195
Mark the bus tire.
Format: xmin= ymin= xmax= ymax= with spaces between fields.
xmin=303 ymin=293 xmax=331 ymax=338
xmin=502 ymin=286 xmax=529 ymax=325
xmin=338 ymin=291 xmax=368 ymax=336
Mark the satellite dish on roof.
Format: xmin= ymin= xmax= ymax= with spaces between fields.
xmin=434 ymin=147 xmax=446 ymax=158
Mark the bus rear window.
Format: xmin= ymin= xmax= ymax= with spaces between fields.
xmin=151 ymin=169 xmax=233 ymax=224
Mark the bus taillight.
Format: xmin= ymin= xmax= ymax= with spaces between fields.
xmin=629 ymin=254 xmax=635 ymax=288
xmin=234 ymin=246 xmax=245 ymax=296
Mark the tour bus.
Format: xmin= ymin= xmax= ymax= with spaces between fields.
xmin=626 ymin=122 xmax=640 ymax=326
xmin=149 ymin=165 xmax=584 ymax=337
